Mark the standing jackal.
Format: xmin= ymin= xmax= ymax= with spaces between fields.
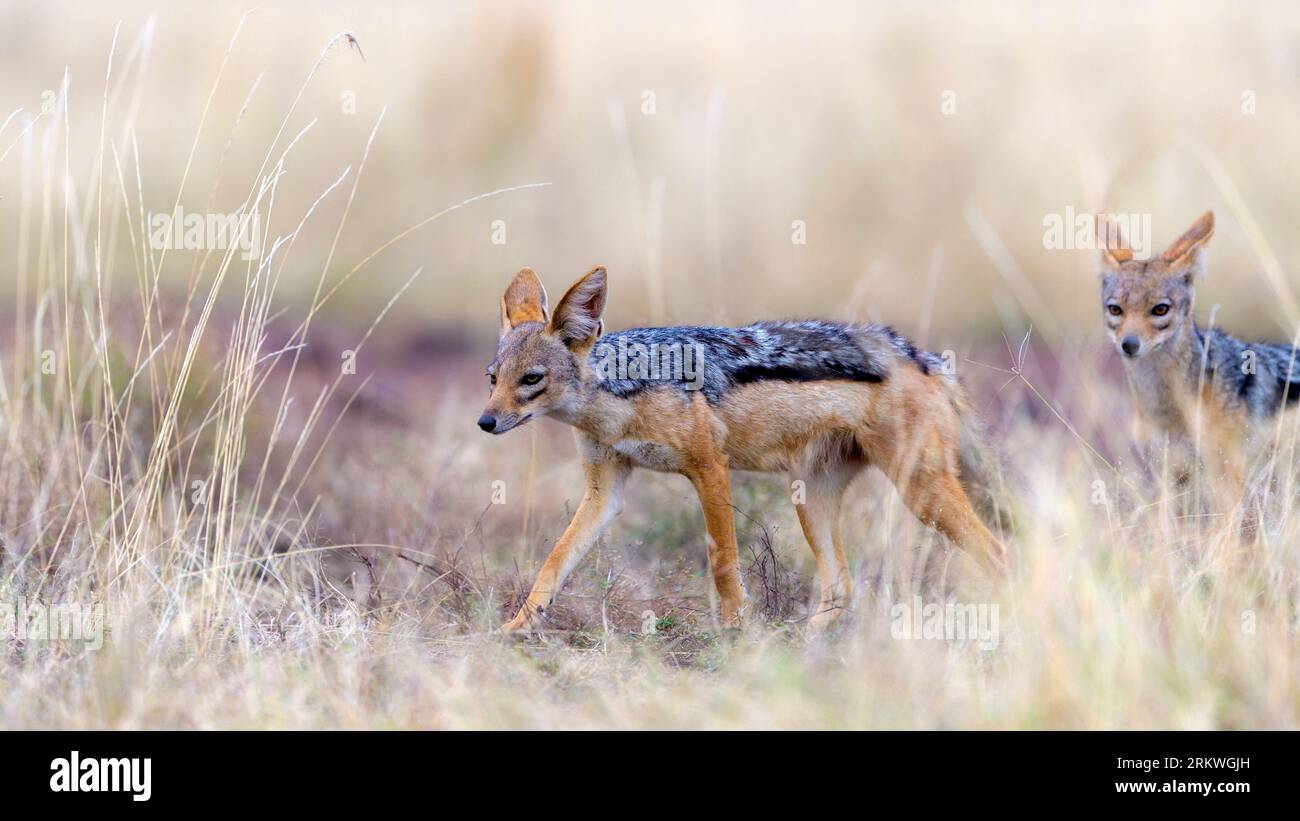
xmin=1099 ymin=211 xmax=1300 ymax=516
xmin=481 ymin=266 xmax=1009 ymax=634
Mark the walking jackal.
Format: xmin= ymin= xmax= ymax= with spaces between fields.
xmin=1099 ymin=210 xmax=1300 ymax=519
xmin=479 ymin=266 xmax=1009 ymax=634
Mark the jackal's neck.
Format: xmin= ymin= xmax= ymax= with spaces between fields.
xmin=1122 ymin=319 xmax=1205 ymax=416
xmin=547 ymin=375 xmax=630 ymax=441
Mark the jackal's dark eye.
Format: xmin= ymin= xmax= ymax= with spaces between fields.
xmin=487 ymin=372 xmax=497 ymax=386
xmin=520 ymin=372 xmax=543 ymax=386
xmin=1107 ymin=304 xmax=1123 ymax=317
xmin=1151 ymin=303 xmax=1170 ymax=317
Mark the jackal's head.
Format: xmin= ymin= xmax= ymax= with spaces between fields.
xmin=1099 ymin=211 xmax=1214 ymax=359
xmin=477 ymin=266 xmax=607 ymax=434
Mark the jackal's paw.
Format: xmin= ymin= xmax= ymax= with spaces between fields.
xmin=496 ymin=617 xmax=533 ymax=636
xmin=718 ymin=596 xmax=748 ymax=632
xmin=805 ymin=604 xmax=849 ymax=639
xmin=497 ymin=605 xmax=544 ymax=636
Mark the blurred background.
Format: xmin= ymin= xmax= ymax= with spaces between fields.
xmin=4 ymin=0 xmax=1300 ymax=351
xmin=5 ymin=0 xmax=1300 ymax=730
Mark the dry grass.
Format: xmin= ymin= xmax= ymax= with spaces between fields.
xmin=2 ymin=2 xmax=1300 ymax=729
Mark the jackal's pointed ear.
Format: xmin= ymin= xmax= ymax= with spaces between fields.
xmin=1162 ymin=211 xmax=1214 ymax=281
xmin=1096 ymin=214 xmax=1133 ymax=269
xmin=500 ymin=267 xmax=549 ymax=336
xmin=548 ymin=266 xmax=607 ymax=350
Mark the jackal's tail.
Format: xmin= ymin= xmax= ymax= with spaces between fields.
xmin=941 ymin=375 xmax=1018 ymax=538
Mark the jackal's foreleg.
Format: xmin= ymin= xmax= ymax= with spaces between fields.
xmin=686 ymin=458 xmax=747 ymax=628
xmin=500 ymin=447 xmax=630 ymax=633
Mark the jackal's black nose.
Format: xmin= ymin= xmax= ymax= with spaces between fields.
xmin=1121 ymin=335 xmax=1141 ymax=357
xmin=477 ymin=414 xmax=497 ymax=432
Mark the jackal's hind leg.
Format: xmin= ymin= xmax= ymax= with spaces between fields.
xmin=793 ymin=465 xmax=858 ymax=633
